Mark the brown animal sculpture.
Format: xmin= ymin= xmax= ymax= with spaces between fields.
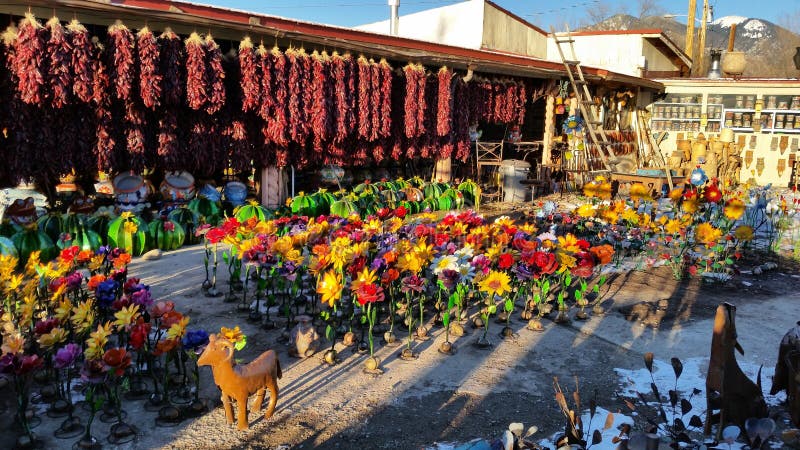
xmin=705 ymin=303 xmax=768 ymax=437
xmin=198 ymin=334 xmax=282 ymax=430
xmin=770 ymin=321 xmax=800 ymax=426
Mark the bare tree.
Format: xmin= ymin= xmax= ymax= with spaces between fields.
xmin=585 ymin=0 xmax=614 ymax=28
xmin=778 ymin=9 xmax=800 ymax=33
xmin=636 ymin=0 xmax=665 ymax=19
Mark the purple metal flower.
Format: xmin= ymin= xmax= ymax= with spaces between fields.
xmin=53 ymin=343 xmax=82 ymax=369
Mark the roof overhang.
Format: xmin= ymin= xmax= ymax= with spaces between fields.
xmin=7 ymin=0 xmax=662 ymax=90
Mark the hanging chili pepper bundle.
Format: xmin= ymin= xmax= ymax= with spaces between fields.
xmin=343 ymin=54 xmax=357 ymax=132
xmin=91 ymin=37 xmax=115 ymax=171
xmin=239 ymin=37 xmax=261 ymax=113
xmin=515 ymin=81 xmax=527 ymax=125
xmin=330 ymin=52 xmax=350 ymax=143
xmin=45 ymin=17 xmax=72 ymax=109
xmin=420 ymin=74 xmax=437 ymax=159
xmin=159 ymin=28 xmax=183 ymax=107
xmin=453 ymin=79 xmax=471 ymax=162
xmin=356 ymin=55 xmax=372 ymax=141
xmin=402 ymin=63 xmax=419 ymax=139
xmin=125 ymin=102 xmax=146 ymax=171
xmin=136 ymin=26 xmax=161 ymax=109
xmin=436 ymin=66 xmax=453 ymax=137
xmin=415 ymin=64 xmax=427 ymax=138
xmin=310 ymin=50 xmax=332 ymax=148
xmin=67 ymin=20 xmax=93 ymax=104
xmin=379 ymin=58 xmax=392 ymax=138
xmin=187 ymin=113 xmax=210 ymax=173
xmin=185 ymin=32 xmax=207 ymax=111
xmin=225 ymin=119 xmax=250 ymax=173
xmin=13 ymin=13 xmax=45 ymax=106
xmin=107 ymin=21 xmax=135 ymax=102
xmin=369 ymin=58 xmax=382 ymax=142
xmin=285 ymin=47 xmax=310 ymax=145
xmin=157 ymin=109 xmax=179 ymax=169
xmin=257 ymin=43 xmax=272 ymax=121
xmin=205 ymin=34 xmax=226 ymax=115
xmin=265 ymin=46 xmax=289 ymax=146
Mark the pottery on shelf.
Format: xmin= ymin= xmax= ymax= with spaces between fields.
xmin=113 ymin=172 xmax=148 ymax=211
xmin=223 ymin=181 xmax=248 ymax=206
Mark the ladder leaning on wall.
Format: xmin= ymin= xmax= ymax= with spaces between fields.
xmin=551 ymin=25 xmax=616 ymax=173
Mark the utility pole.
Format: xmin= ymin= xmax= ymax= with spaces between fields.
xmin=685 ymin=0 xmax=697 ymax=66
xmin=696 ymin=0 xmax=710 ymax=76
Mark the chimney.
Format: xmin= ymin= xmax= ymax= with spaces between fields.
xmin=708 ymin=49 xmax=722 ymax=78
xmin=388 ymin=0 xmax=400 ymax=36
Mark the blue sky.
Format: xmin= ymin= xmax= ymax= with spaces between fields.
xmin=200 ymin=0 xmax=792 ymax=29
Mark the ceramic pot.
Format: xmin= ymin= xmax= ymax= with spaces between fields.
xmin=719 ymin=128 xmax=735 ymax=143
xmin=224 ymin=181 xmax=248 ymax=206
xmin=160 ymin=171 xmax=195 ymax=203
xmin=113 ymin=172 xmax=147 ymax=211
xmin=722 ymin=51 xmax=746 ymax=77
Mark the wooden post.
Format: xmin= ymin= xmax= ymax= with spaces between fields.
xmin=543 ymin=95 xmax=555 ymax=166
xmin=433 ymin=158 xmax=452 ymax=183
xmin=260 ymin=166 xmax=287 ymax=209
xmin=696 ymin=0 xmax=710 ymax=75
xmin=686 ymin=0 xmax=697 ymax=68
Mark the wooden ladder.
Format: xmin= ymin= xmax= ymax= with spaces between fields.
xmin=551 ymin=25 xmax=615 ymax=172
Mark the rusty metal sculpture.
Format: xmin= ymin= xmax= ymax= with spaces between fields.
xmin=198 ymin=334 xmax=282 ymax=430
xmin=705 ymin=303 xmax=768 ymax=437
xmin=770 ymin=321 xmax=800 ymax=426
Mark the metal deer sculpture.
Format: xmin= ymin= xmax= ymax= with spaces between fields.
xmin=705 ymin=303 xmax=768 ymax=437
xmin=770 ymin=321 xmax=800 ymax=426
xmin=198 ymin=334 xmax=282 ymax=430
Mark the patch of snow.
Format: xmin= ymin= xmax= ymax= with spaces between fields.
xmin=743 ymin=19 xmax=768 ymax=39
xmin=713 ymin=16 xmax=748 ymax=28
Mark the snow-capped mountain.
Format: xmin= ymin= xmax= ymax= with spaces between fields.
xmin=583 ymin=14 xmax=800 ymax=77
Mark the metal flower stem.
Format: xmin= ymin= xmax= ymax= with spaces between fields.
xmin=406 ymin=292 xmax=415 ymax=350
xmin=388 ymin=286 xmax=396 ymax=334
xmin=210 ymin=244 xmax=219 ymax=290
xmin=482 ymin=293 xmax=492 ymax=341
xmin=14 ymin=374 xmax=33 ymax=440
xmin=240 ymin=264 xmax=252 ymax=311
xmin=367 ymin=303 xmax=375 ymax=356
xmin=203 ymin=242 xmax=211 ymax=286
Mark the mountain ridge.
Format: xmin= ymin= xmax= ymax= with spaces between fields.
xmin=582 ymin=14 xmax=800 ymax=77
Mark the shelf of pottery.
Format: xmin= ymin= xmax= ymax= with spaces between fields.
xmin=650 ymin=93 xmax=800 ymax=186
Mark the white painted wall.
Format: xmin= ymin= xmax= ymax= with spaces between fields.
xmin=355 ymin=0 xmax=484 ymax=49
xmin=547 ymin=34 xmax=644 ymax=77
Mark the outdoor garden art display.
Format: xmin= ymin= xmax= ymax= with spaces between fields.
xmin=199 ymin=169 xmax=790 ymax=373
xmin=0 ymin=245 xmax=226 ymax=448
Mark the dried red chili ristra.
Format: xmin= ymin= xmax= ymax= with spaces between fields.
xmin=516 ymin=81 xmax=527 ymax=125
xmin=265 ymin=46 xmax=288 ymax=146
xmin=66 ymin=20 xmax=93 ymax=104
xmin=356 ymin=55 xmax=372 ymax=140
xmin=185 ymin=32 xmax=206 ymax=111
xmin=107 ymin=21 xmax=135 ymax=102
xmin=159 ymin=28 xmax=183 ymax=107
xmin=205 ymin=34 xmax=226 ymax=115
xmin=226 ymin=119 xmax=250 ymax=172
xmin=436 ymin=66 xmax=452 ymax=137
xmin=402 ymin=63 xmax=418 ymax=139
xmin=239 ymin=37 xmax=261 ymax=113
xmin=256 ymin=43 xmax=271 ymax=120
xmin=89 ymin=36 xmax=116 ymax=171
xmin=343 ymin=54 xmax=357 ymax=132
xmin=285 ymin=47 xmax=305 ymax=145
xmin=157 ymin=109 xmax=179 ymax=169
xmin=136 ymin=26 xmax=161 ymax=109
xmin=45 ymin=17 xmax=71 ymax=109
xmin=310 ymin=50 xmax=331 ymax=147
xmin=453 ymin=79 xmax=471 ymax=162
xmin=330 ymin=52 xmax=349 ymax=143
xmin=415 ymin=64 xmax=427 ymax=138
xmin=379 ymin=59 xmax=392 ymax=138
xmin=13 ymin=13 xmax=45 ymax=106
xmin=124 ymin=102 xmax=146 ymax=170
xmin=369 ymin=59 xmax=381 ymax=142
